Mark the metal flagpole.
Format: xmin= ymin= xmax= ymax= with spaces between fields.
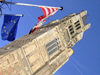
xmin=4 ymin=1 xmax=62 ymax=10
xmin=0 ymin=13 xmax=24 ymax=17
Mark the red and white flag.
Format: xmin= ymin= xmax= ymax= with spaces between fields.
xmin=37 ymin=6 xmax=59 ymax=23
xmin=39 ymin=6 xmax=58 ymax=17
xmin=29 ymin=25 xmax=39 ymax=34
xmin=29 ymin=22 xmax=42 ymax=34
xmin=29 ymin=6 xmax=62 ymax=34
xmin=38 ymin=15 xmax=46 ymax=22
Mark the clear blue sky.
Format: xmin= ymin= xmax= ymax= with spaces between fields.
xmin=0 ymin=0 xmax=100 ymax=75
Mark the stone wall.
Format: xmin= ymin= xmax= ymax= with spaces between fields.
xmin=0 ymin=10 xmax=90 ymax=75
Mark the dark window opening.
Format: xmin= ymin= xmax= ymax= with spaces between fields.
xmin=70 ymin=31 xmax=74 ymax=35
xmin=69 ymin=28 xmax=73 ymax=31
xmin=75 ymin=23 xmax=80 ymax=27
xmin=74 ymin=20 xmax=81 ymax=30
xmin=74 ymin=20 xmax=79 ymax=24
xmin=76 ymin=26 xmax=81 ymax=30
xmin=46 ymin=38 xmax=60 ymax=55
xmin=68 ymin=25 xmax=72 ymax=29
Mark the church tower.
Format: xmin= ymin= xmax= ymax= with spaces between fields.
xmin=0 ymin=10 xmax=90 ymax=75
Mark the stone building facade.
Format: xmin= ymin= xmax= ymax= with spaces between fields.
xmin=0 ymin=10 xmax=90 ymax=75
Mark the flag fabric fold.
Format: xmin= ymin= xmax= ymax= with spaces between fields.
xmin=1 ymin=15 xmax=20 ymax=41
xmin=29 ymin=6 xmax=59 ymax=34
xmin=38 ymin=16 xmax=46 ymax=22
xmin=29 ymin=23 xmax=42 ymax=34
xmin=39 ymin=7 xmax=58 ymax=17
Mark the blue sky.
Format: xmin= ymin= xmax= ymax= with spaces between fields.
xmin=0 ymin=0 xmax=100 ymax=75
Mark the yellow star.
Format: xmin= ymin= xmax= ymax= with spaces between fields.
xmin=4 ymin=30 xmax=6 ymax=32
xmin=3 ymin=26 xmax=6 ymax=28
xmin=14 ymin=21 xmax=16 ymax=23
xmin=11 ymin=20 xmax=13 ymax=22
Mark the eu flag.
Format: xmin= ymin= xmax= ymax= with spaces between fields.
xmin=1 ymin=15 xmax=20 ymax=41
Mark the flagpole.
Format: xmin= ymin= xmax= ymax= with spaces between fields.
xmin=0 ymin=14 xmax=24 ymax=17
xmin=4 ymin=1 xmax=62 ymax=10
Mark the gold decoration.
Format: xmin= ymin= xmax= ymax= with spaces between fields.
xmin=4 ymin=30 xmax=6 ymax=32
xmin=3 ymin=26 xmax=6 ymax=28
xmin=14 ymin=21 xmax=16 ymax=23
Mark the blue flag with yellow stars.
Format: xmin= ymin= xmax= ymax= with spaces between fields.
xmin=1 ymin=15 xmax=20 ymax=41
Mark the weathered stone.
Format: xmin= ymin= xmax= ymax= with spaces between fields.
xmin=0 ymin=10 xmax=90 ymax=75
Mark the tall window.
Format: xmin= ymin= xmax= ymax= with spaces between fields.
xmin=68 ymin=25 xmax=74 ymax=35
xmin=46 ymin=38 xmax=59 ymax=55
xmin=74 ymin=20 xmax=81 ymax=30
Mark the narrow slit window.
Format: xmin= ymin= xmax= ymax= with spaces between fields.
xmin=46 ymin=38 xmax=60 ymax=55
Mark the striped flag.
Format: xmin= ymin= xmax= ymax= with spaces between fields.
xmin=29 ymin=6 xmax=61 ymax=34
xmin=29 ymin=22 xmax=42 ymax=34
xmin=38 ymin=16 xmax=46 ymax=22
xmin=39 ymin=7 xmax=58 ymax=17
xmin=29 ymin=25 xmax=39 ymax=34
